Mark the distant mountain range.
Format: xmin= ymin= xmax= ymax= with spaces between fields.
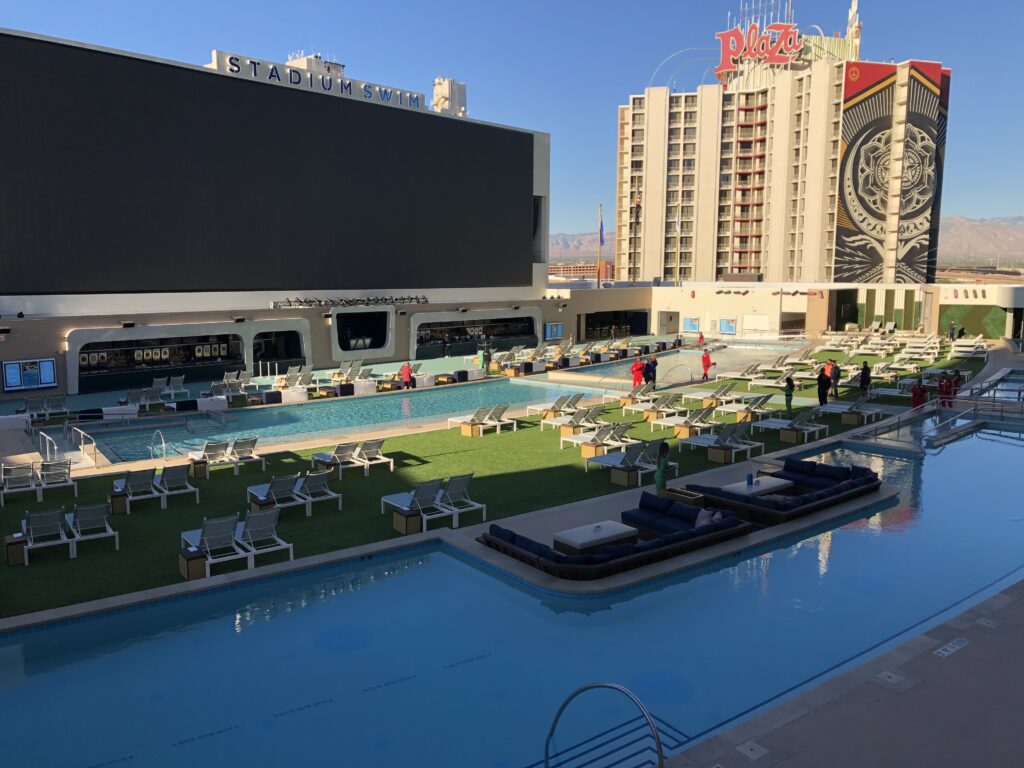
xmin=550 ymin=216 xmax=1024 ymax=266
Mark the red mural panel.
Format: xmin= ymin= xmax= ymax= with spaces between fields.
xmin=843 ymin=61 xmax=897 ymax=100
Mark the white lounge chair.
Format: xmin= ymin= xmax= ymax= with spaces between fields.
xmin=65 ymin=503 xmax=119 ymax=555
xmin=484 ymin=404 xmax=517 ymax=433
xmin=752 ymin=410 xmax=829 ymax=441
xmin=584 ymin=442 xmax=648 ymax=475
xmin=422 ymin=474 xmax=487 ymax=530
xmin=187 ymin=440 xmax=238 ymax=475
xmin=714 ymin=393 xmax=773 ymax=419
xmin=650 ymin=405 xmax=717 ymax=433
xmin=247 ymin=474 xmax=310 ymax=517
xmin=447 ymin=406 xmax=493 ymax=430
xmin=45 ymin=396 xmax=69 ymax=418
xmin=637 ymin=439 xmax=678 ymax=476
xmin=380 ymin=478 xmax=444 ymax=518
xmin=233 ymin=508 xmax=293 ymax=567
xmin=526 ymin=395 xmax=570 ymax=416
xmin=20 ymin=509 xmax=75 ymax=564
xmin=228 ymin=437 xmax=266 ymax=472
xmin=354 ymin=438 xmax=394 ymax=475
xmin=35 ymin=460 xmax=78 ymax=501
xmin=1 ymin=463 xmax=39 ymax=507
xmin=112 ymin=468 xmax=164 ymax=513
xmin=181 ymin=514 xmax=248 ymax=577
xmin=294 ymin=470 xmax=343 ymax=511
xmin=560 ymin=424 xmax=616 ymax=450
xmin=154 ymin=464 xmax=200 ymax=505
xmin=310 ymin=442 xmax=363 ymax=475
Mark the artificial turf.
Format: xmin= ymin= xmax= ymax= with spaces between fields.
xmin=1 ymin=398 xmax=870 ymax=619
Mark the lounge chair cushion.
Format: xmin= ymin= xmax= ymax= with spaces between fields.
xmin=783 ymin=458 xmax=818 ymax=476
xmin=649 ymin=516 xmax=694 ymax=533
xmin=620 ymin=508 xmax=661 ymax=529
xmin=638 ymin=491 xmax=673 ymax=515
xmin=595 ymin=542 xmax=637 ymax=558
xmin=488 ymin=524 xmax=516 ymax=544
xmin=816 ymin=464 xmax=850 ymax=481
xmin=666 ymin=502 xmax=701 ymax=525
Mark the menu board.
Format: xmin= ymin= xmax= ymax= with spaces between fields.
xmin=3 ymin=358 xmax=57 ymax=392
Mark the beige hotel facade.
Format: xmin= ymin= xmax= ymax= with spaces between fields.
xmin=614 ymin=1 xmax=950 ymax=287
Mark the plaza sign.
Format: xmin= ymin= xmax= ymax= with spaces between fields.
xmin=208 ymin=50 xmax=425 ymax=111
xmin=715 ymin=23 xmax=802 ymax=78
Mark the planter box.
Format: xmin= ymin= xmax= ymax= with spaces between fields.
xmin=560 ymin=424 xmax=584 ymax=437
xmin=610 ymin=467 xmax=639 ymax=487
xmin=461 ymin=423 xmax=484 ymax=437
xmin=780 ymin=428 xmax=807 ymax=444
xmin=841 ymin=411 xmax=869 ymax=426
xmin=179 ymin=548 xmax=206 ymax=581
xmin=580 ymin=443 xmax=607 ymax=459
xmin=644 ymin=410 xmax=662 ymax=422
xmin=708 ymin=446 xmax=737 ymax=464
xmin=673 ymin=425 xmax=702 ymax=439
xmin=392 ymin=509 xmax=422 ymax=536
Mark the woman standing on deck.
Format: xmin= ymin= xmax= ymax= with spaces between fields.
xmin=911 ymin=377 xmax=928 ymax=409
xmin=654 ymin=442 xmax=671 ymax=496
xmin=784 ymin=376 xmax=795 ymax=416
xmin=701 ymin=348 xmax=712 ymax=381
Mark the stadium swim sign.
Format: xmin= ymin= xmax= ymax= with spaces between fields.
xmin=208 ymin=50 xmax=426 ymax=110
xmin=715 ymin=23 xmax=802 ymax=78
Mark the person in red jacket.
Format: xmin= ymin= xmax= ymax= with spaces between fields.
xmin=910 ymin=377 xmax=928 ymax=408
xmin=630 ymin=358 xmax=645 ymax=388
xmin=697 ymin=331 xmax=704 ymax=347
xmin=701 ymin=348 xmax=712 ymax=381
xmin=400 ymin=361 xmax=413 ymax=390
xmin=937 ymin=372 xmax=954 ymax=408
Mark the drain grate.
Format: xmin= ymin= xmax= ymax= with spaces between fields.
xmin=934 ymin=637 xmax=970 ymax=658
xmin=735 ymin=740 xmax=770 ymax=760
xmin=875 ymin=670 xmax=905 ymax=685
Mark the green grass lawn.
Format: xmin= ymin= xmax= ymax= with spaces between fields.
xmin=1 ymin=400 xmax=868 ymax=619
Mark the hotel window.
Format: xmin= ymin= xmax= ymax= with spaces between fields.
xmin=684 ymin=127 xmax=696 ymax=139
xmin=670 ymin=95 xmax=682 ymax=107
xmin=631 ymin=129 xmax=644 ymax=141
xmin=682 ymin=159 xmax=695 ymax=171
xmin=682 ymin=174 xmax=694 ymax=186
xmin=680 ymin=237 xmax=693 ymax=248
xmin=681 ymin=206 xmax=694 ymax=217
xmin=668 ymin=159 xmax=680 ymax=171
xmin=684 ymin=111 xmax=696 ymax=122
xmin=668 ymin=128 xmax=681 ymax=140
xmin=684 ymin=95 xmax=696 ymax=107
xmin=681 ymin=190 xmax=694 ymax=201
xmin=632 ymin=97 xmax=644 ymax=108
xmin=720 ymin=173 xmax=732 ymax=185
xmin=667 ymin=174 xmax=680 ymax=186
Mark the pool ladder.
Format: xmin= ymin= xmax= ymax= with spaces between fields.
xmin=544 ymin=683 xmax=664 ymax=768
xmin=149 ymin=429 xmax=167 ymax=461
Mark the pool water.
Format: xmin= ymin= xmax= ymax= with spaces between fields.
xmin=4 ymin=428 xmax=1024 ymax=766
xmin=92 ymin=379 xmax=591 ymax=462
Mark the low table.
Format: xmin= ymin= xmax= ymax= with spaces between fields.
xmin=719 ymin=475 xmax=793 ymax=497
xmin=553 ymin=520 xmax=639 ymax=555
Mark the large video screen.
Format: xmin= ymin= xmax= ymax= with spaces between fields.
xmin=0 ymin=32 xmax=536 ymax=294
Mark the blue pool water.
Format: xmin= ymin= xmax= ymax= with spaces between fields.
xmin=92 ymin=379 xmax=590 ymax=462
xmin=4 ymin=426 xmax=1024 ymax=766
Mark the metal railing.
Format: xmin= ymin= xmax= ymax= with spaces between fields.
xmin=853 ymin=401 xmax=934 ymax=442
xmin=150 ymin=430 xmax=167 ymax=461
xmin=545 ymin=683 xmax=664 ymax=768
xmin=36 ymin=430 xmax=59 ymax=462
xmin=70 ymin=426 xmax=98 ymax=466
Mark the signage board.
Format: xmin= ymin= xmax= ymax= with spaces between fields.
xmin=715 ymin=23 xmax=802 ymax=78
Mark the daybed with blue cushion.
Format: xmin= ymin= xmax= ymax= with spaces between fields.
xmin=479 ymin=495 xmax=753 ymax=581
xmin=687 ymin=459 xmax=881 ymax=526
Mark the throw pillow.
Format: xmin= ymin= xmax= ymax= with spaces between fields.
xmin=694 ymin=507 xmax=715 ymax=527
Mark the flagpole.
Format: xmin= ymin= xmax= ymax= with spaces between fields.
xmin=596 ymin=203 xmax=603 ymax=289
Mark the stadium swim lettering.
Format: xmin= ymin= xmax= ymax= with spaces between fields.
xmin=209 ymin=50 xmax=424 ymax=110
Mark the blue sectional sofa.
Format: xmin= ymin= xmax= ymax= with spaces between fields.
xmin=479 ymin=493 xmax=753 ymax=580
xmin=687 ymin=459 xmax=881 ymax=526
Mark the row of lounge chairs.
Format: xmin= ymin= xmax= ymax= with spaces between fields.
xmin=17 ymin=504 xmax=119 ymax=565
xmin=311 ymin=439 xmax=394 ymax=476
xmin=0 ymin=460 xmax=77 ymax=507
xmin=16 ymin=396 xmax=68 ymax=420
xmin=111 ymin=465 xmax=199 ymax=513
xmin=182 ymin=509 xmax=293 ymax=578
xmin=584 ymin=439 xmax=679 ymax=479
xmin=247 ymin=471 xmax=342 ymax=517
xmin=187 ymin=437 xmax=265 ymax=475
xmin=381 ymin=474 xmax=486 ymax=530
xmin=447 ymin=404 xmax=518 ymax=435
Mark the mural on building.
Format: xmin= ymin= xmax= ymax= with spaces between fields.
xmin=896 ymin=62 xmax=944 ymax=283
xmin=834 ymin=62 xmax=897 ymax=283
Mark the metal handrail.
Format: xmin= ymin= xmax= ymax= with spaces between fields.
xmin=853 ymin=401 xmax=934 ymax=442
xmin=544 ymin=683 xmax=664 ymax=768
xmin=149 ymin=429 xmax=167 ymax=461
xmin=37 ymin=430 xmax=59 ymax=462
xmin=70 ymin=426 xmax=97 ymax=465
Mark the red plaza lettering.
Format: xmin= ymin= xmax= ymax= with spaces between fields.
xmin=715 ymin=23 xmax=802 ymax=77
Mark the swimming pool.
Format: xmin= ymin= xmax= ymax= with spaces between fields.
xmin=92 ymin=378 xmax=592 ymax=462
xmin=4 ymin=426 xmax=1024 ymax=766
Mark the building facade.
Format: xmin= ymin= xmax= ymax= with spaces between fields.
xmin=614 ymin=1 xmax=950 ymax=286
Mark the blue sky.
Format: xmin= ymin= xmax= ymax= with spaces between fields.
xmin=2 ymin=0 xmax=1017 ymax=232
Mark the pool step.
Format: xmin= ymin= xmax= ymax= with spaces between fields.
xmin=521 ymin=713 xmax=690 ymax=768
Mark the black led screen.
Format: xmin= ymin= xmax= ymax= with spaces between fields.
xmin=0 ymin=32 xmax=536 ymax=293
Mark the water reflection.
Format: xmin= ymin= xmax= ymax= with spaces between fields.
xmin=233 ymin=554 xmax=430 ymax=633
